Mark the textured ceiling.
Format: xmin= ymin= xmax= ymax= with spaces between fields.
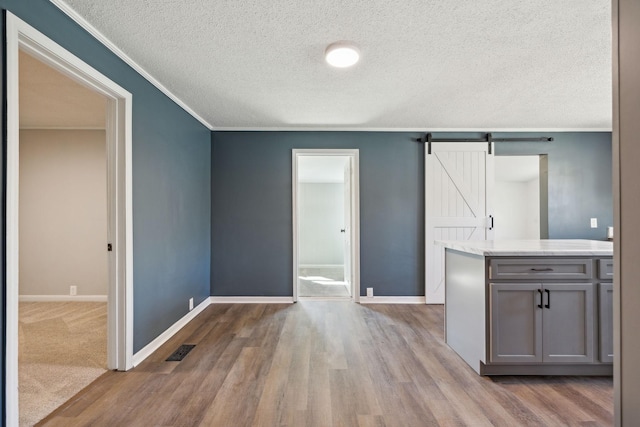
xmin=57 ymin=0 xmax=611 ymax=131
xmin=20 ymin=50 xmax=106 ymax=129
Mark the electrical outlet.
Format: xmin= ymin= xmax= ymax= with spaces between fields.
xmin=366 ymin=287 xmax=374 ymax=298
xmin=70 ymin=285 xmax=77 ymax=296
xmin=189 ymin=297 xmax=194 ymax=311
xmin=590 ymin=218 xmax=598 ymax=228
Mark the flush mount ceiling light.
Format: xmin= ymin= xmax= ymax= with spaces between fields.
xmin=325 ymin=41 xmax=360 ymax=68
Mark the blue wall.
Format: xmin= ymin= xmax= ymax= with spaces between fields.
xmin=211 ymin=131 xmax=612 ymax=298
xmin=493 ymin=132 xmax=612 ymax=240
xmin=211 ymin=132 xmax=424 ymax=297
xmin=0 ymin=0 xmax=212 ymax=363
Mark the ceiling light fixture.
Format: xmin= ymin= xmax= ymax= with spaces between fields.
xmin=324 ymin=41 xmax=360 ymax=68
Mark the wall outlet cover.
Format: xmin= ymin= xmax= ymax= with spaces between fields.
xmin=366 ymin=287 xmax=373 ymax=297
xmin=590 ymin=218 xmax=598 ymax=228
xmin=70 ymin=285 xmax=77 ymax=296
xmin=189 ymin=297 xmax=194 ymax=311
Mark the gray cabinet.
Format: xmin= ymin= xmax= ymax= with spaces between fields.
xmin=490 ymin=283 xmax=542 ymax=363
xmin=599 ymin=283 xmax=614 ymax=363
xmin=490 ymin=282 xmax=594 ymax=364
xmin=542 ymin=283 xmax=594 ymax=363
xmin=443 ymin=248 xmax=612 ymax=376
xmin=489 ymin=258 xmax=593 ymax=281
xmin=597 ymin=259 xmax=614 ymax=280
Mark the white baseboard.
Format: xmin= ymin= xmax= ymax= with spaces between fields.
xmin=209 ymin=296 xmax=295 ymax=304
xmin=132 ymin=297 xmax=211 ymax=367
xmin=359 ymin=296 xmax=427 ymax=304
xmin=19 ymin=294 xmax=108 ymax=302
xmin=299 ymin=264 xmax=343 ymax=269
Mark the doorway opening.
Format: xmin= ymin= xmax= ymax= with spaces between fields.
xmin=494 ymin=155 xmax=548 ymax=240
xmin=17 ymin=48 xmax=109 ymax=425
xmin=6 ymin=12 xmax=133 ymax=426
xmin=292 ymin=150 xmax=360 ymax=301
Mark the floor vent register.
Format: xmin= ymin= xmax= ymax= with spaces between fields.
xmin=166 ymin=344 xmax=196 ymax=361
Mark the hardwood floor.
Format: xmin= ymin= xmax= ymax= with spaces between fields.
xmin=38 ymin=302 xmax=613 ymax=426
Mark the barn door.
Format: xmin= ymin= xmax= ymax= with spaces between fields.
xmin=425 ymin=142 xmax=494 ymax=304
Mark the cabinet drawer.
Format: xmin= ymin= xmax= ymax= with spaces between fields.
xmin=598 ymin=258 xmax=614 ymax=280
xmin=489 ymin=258 xmax=593 ymax=280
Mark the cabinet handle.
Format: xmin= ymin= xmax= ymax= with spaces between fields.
xmin=537 ymin=289 xmax=543 ymax=309
xmin=544 ymin=289 xmax=550 ymax=309
xmin=530 ymin=268 xmax=554 ymax=272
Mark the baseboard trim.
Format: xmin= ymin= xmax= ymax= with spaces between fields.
xmin=132 ymin=298 xmax=211 ymax=367
xmin=19 ymin=295 xmax=108 ymax=302
xmin=209 ymin=296 xmax=295 ymax=304
xmin=359 ymin=296 xmax=427 ymax=304
xmin=299 ymin=264 xmax=344 ymax=269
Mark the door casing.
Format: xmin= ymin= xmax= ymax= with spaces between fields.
xmin=5 ymin=12 xmax=134 ymax=425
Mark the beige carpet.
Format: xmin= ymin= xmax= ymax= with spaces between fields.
xmin=298 ymin=266 xmax=350 ymax=297
xmin=19 ymin=302 xmax=107 ymax=427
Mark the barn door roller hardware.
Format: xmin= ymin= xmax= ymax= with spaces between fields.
xmin=417 ymin=133 xmax=554 ymax=155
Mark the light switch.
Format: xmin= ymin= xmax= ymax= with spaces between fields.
xmin=590 ymin=218 xmax=598 ymax=228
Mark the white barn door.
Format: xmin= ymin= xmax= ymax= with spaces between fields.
xmin=425 ymin=142 xmax=494 ymax=304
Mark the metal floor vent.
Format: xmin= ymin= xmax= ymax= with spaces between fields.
xmin=166 ymin=344 xmax=196 ymax=362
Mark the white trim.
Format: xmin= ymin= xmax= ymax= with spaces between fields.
xmin=49 ymin=0 xmax=214 ymax=131
xmin=299 ymin=264 xmax=344 ymax=269
xmin=131 ymin=298 xmax=211 ymax=367
xmin=292 ymin=152 xmax=299 ymax=302
xmin=6 ymin=13 xmax=134 ymax=425
xmin=213 ymin=127 xmax=612 ymax=133
xmin=209 ymin=296 xmax=295 ymax=304
xmin=292 ymin=149 xmax=361 ymax=303
xmin=19 ymin=295 xmax=108 ymax=302
xmin=297 ymin=296 xmax=351 ymax=301
xmin=359 ymin=296 xmax=428 ymax=304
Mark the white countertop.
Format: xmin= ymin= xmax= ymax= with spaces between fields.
xmin=436 ymin=239 xmax=613 ymax=256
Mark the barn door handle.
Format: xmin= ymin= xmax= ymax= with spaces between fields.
xmin=488 ymin=215 xmax=494 ymax=230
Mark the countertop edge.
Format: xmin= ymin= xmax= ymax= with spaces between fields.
xmin=436 ymin=240 xmax=614 ymax=257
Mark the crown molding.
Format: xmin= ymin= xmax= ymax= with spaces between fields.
xmin=212 ymin=126 xmax=613 ymax=133
xmin=49 ymin=0 xmax=215 ymax=130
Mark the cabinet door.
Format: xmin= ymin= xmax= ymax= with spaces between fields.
xmin=542 ymin=283 xmax=595 ymax=363
xmin=490 ymin=283 xmax=543 ymax=363
xmin=599 ymin=283 xmax=614 ymax=363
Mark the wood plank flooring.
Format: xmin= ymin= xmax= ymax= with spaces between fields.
xmin=38 ymin=302 xmax=613 ymax=426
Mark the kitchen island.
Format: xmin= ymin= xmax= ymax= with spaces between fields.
xmin=438 ymin=239 xmax=613 ymax=376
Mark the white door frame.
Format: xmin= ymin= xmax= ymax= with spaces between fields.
xmin=292 ymin=149 xmax=360 ymax=302
xmin=5 ymin=12 xmax=133 ymax=424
